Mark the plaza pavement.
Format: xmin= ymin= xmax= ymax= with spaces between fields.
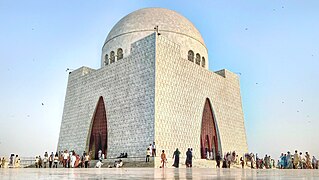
xmin=1 ymin=168 xmax=319 ymax=179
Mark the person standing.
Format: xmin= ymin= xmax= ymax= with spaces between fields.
xmin=53 ymin=153 xmax=59 ymax=168
xmin=293 ymin=150 xmax=299 ymax=169
xmin=38 ymin=156 xmax=43 ymax=168
xmin=14 ymin=155 xmax=20 ymax=168
xmin=152 ymin=142 xmax=156 ymax=157
xmin=71 ymin=152 xmax=76 ymax=168
xmin=84 ymin=153 xmax=90 ymax=168
xmin=305 ymin=152 xmax=312 ymax=169
xmin=186 ymin=148 xmax=192 ymax=168
xmin=49 ymin=154 xmax=53 ymax=168
xmin=299 ymin=152 xmax=304 ymax=169
xmin=287 ymin=152 xmax=292 ymax=169
xmin=149 ymin=144 xmax=153 ymax=157
xmin=63 ymin=150 xmax=68 ymax=168
xmin=312 ymin=156 xmax=317 ymax=169
xmin=43 ymin=155 xmax=48 ymax=168
xmin=146 ymin=148 xmax=151 ymax=162
xmin=216 ymin=152 xmax=221 ymax=168
xmin=98 ymin=150 xmax=102 ymax=160
xmin=160 ymin=150 xmax=167 ymax=168
xmin=172 ymin=148 xmax=180 ymax=168
xmin=240 ymin=157 xmax=244 ymax=168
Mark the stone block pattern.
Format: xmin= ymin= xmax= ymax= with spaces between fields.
xmin=57 ymin=34 xmax=156 ymax=158
xmin=154 ymin=35 xmax=248 ymax=167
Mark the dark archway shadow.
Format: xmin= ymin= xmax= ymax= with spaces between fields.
xmin=200 ymin=98 xmax=220 ymax=159
xmin=88 ymin=96 xmax=108 ymax=159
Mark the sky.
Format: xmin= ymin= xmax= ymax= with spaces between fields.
xmin=0 ymin=0 xmax=318 ymax=159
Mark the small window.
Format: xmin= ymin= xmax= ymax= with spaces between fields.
xmin=117 ymin=48 xmax=123 ymax=60
xmin=104 ymin=54 xmax=109 ymax=66
xmin=188 ymin=50 xmax=194 ymax=62
xmin=201 ymin=57 xmax=205 ymax=67
xmin=110 ymin=51 xmax=115 ymax=63
xmin=195 ymin=53 xmax=201 ymax=65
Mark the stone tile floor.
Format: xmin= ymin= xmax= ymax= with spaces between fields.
xmin=1 ymin=168 xmax=319 ymax=179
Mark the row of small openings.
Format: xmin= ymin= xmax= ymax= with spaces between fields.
xmin=188 ymin=50 xmax=205 ymax=68
xmin=104 ymin=48 xmax=123 ymax=66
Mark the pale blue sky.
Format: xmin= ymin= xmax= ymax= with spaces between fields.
xmin=0 ymin=0 xmax=318 ymax=159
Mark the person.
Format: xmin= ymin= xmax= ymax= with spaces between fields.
xmin=276 ymin=160 xmax=281 ymax=169
xmin=152 ymin=142 xmax=156 ymax=157
xmin=216 ymin=152 xmax=221 ymax=168
xmin=63 ymin=150 xmax=69 ymax=168
xmin=98 ymin=150 xmax=102 ymax=160
xmin=43 ymin=155 xmax=48 ymax=168
xmin=222 ymin=158 xmax=227 ymax=168
xmin=299 ymin=152 xmax=304 ymax=169
xmin=172 ymin=148 xmax=180 ymax=168
xmin=49 ymin=154 xmax=53 ymax=168
xmin=14 ymin=155 xmax=20 ymax=168
xmin=185 ymin=148 xmax=192 ymax=168
xmin=71 ymin=152 xmax=76 ymax=168
xmin=279 ymin=153 xmax=284 ymax=169
xmin=240 ymin=157 xmax=244 ymax=168
xmin=35 ymin=156 xmax=39 ymax=168
xmin=53 ymin=153 xmax=59 ymax=168
xmin=149 ymin=144 xmax=153 ymax=157
xmin=312 ymin=156 xmax=317 ymax=169
xmin=38 ymin=156 xmax=43 ymax=168
xmin=293 ymin=150 xmax=299 ymax=169
xmin=146 ymin=148 xmax=151 ymax=162
xmin=1 ymin=157 xmax=6 ymax=168
xmin=287 ymin=152 xmax=292 ymax=169
xmin=283 ymin=154 xmax=287 ymax=169
xmin=95 ymin=160 xmax=103 ymax=168
xmin=227 ymin=153 xmax=232 ymax=168
xmin=84 ymin=153 xmax=90 ymax=168
xmin=264 ymin=155 xmax=269 ymax=169
xmin=115 ymin=159 xmax=123 ymax=168
xmin=160 ymin=150 xmax=167 ymax=168
xmin=305 ymin=152 xmax=312 ymax=169
xmin=44 ymin=152 xmax=48 ymax=158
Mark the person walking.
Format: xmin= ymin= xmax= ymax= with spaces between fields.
xmin=216 ymin=152 xmax=221 ymax=168
xmin=160 ymin=150 xmax=167 ymax=168
xmin=172 ymin=148 xmax=180 ymax=168
xmin=146 ymin=148 xmax=151 ymax=162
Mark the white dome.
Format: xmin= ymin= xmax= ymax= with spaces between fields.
xmin=101 ymin=8 xmax=208 ymax=68
xmin=104 ymin=8 xmax=205 ymax=46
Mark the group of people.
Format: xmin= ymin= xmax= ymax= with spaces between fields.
xmin=145 ymin=142 xmax=157 ymax=162
xmin=34 ymin=150 xmax=92 ymax=168
xmin=278 ymin=150 xmax=318 ymax=169
xmin=0 ymin=154 xmax=20 ymax=168
xmin=157 ymin=148 xmax=194 ymax=168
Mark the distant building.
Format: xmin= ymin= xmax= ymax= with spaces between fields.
xmin=57 ymin=8 xmax=248 ymax=166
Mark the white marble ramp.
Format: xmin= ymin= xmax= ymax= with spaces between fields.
xmin=1 ymin=168 xmax=319 ymax=179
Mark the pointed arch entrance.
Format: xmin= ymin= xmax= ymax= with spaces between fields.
xmin=89 ymin=96 xmax=108 ymax=159
xmin=200 ymin=98 xmax=219 ymax=159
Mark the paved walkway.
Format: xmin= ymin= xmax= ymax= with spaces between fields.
xmin=1 ymin=168 xmax=319 ymax=179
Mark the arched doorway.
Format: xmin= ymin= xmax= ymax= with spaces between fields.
xmin=89 ymin=96 xmax=108 ymax=159
xmin=200 ymin=98 xmax=219 ymax=159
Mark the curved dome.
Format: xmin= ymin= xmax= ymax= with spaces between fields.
xmin=104 ymin=8 xmax=205 ymax=46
